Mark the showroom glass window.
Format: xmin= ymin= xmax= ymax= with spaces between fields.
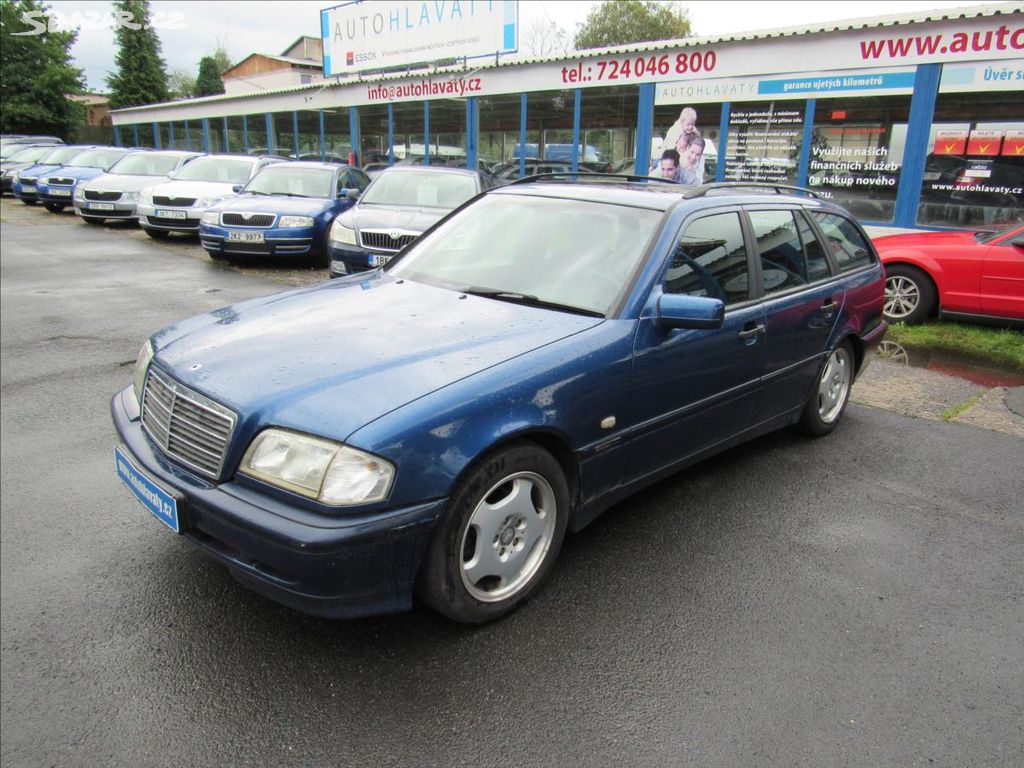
xmin=478 ymin=94 xmax=523 ymax=175
xmin=811 ymin=95 xmax=909 ymax=224
xmin=579 ymin=84 xmax=640 ymax=173
xmin=321 ymin=108 xmax=352 ymax=163
xmin=917 ymin=90 xmax=1024 ymax=228
xmin=271 ymin=112 xmax=294 ymax=156
xmin=391 ymin=101 xmax=426 ymax=164
xmin=427 ymin=99 xmax=467 ymax=168
xmin=296 ymin=111 xmax=321 ymax=159
xmin=723 ymin=101 xmax=805 ymax=185
xmin=245 ymin=114 xmax=268 ymax=156
xmin=226 ymin=116 xmax=246 ymax=153
xmin=357 ymin=104 xmax=390 ymax=170
xmin=522 ymin=89 xmax=576 ymax=172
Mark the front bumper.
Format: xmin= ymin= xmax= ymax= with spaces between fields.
xmin=327 ymin=241 xmax=395 ymax=278
xmin=74 ymin=199 xmax=138 ymax=220
xmin=137 ymin=202 xmax=203 ymax=232
xmin=12 ymin=180 xmax=38 ymax=202
xmin=35 ymin=182 xmax=75 ymax=205
xmin=111 ymin=386 xmax=445 ymax=619
xmin=200 ymin=223 xmax=319 ymax=258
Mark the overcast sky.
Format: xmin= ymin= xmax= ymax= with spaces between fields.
xmin=38 ymin=0 xmax=998 ymax=91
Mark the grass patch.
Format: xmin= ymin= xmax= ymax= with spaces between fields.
xmin=942 ymin=393 xmax=984 ymax=422
xmin=886 ymin=321 xmax=1024 ymax=373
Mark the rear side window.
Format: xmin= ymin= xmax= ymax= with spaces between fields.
xmin=748 ymin=210 xmax=811 ymax=293
xmin=812 ymin=212 xmax=875 ymax=273
xmin=665 ymin=212 xmax=751 ymax=305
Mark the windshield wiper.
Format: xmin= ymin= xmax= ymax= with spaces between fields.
xmin=246 ymin=190 xmax=270 ymax=195
xmin=270 ymin=192 xmax=310 ymax=198
xmin=459 ymin=287 xmax=603 ymax=317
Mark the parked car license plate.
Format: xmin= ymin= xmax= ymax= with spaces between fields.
xmin=370 ymin=254 xmax=391 ymax=267
xmin=227 ymin=231 xmax=265 ymax=243
xmin=115 ymin=446 xmax=181 ymax=533
xmin=88 ymin=202 xmax=116 ymax=211
xmin=22 ymin=185 xmax=36 ymax=193
xmin=50 ymin=189 xmax=71 ymax=197
xmin=155 ymin=209 xmax=188 ymax=220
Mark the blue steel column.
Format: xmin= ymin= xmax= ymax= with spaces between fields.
xmin=113 ymin=126 xmax=122 ymax=146
xmin=466 ymin=96 xmax=478 ymax=170
xmin=152 ymin=122 xmax=161 ymax=149
xmin=131 ymin=124 xmax=139 ymax=147
xmin=293 ymin=111 xmax=300 ymax=158
xmin=796 ymin=98 xmax=817 ymax=188
xmin=716 ymin=102 xmax=730 ymax=182
xmin=571 ymin=89 xmax=581 ymax=174
xmin=387 ymin=103 xmax=394 ymax=165
xmin=223 ymin=116 xmax=230 ymax=152
xmin=318 ymin=110 xmax=325 ymax=161
xmin=349 ymin=107 xmax=360 ymax=165
xmin=519 ymin=93 xmax=527 ymax=178
xmin=635 ymin=83 xmax=655 ymax=177
xmin=242 ymin=115 xmax=249 ymax=153
xmin=424 ymin=101 xmax=431 ymax=166
xmin=894 ymin=63 xmax=941 ymax=228
xmin=265 ymin=113 xmax=275 ymax=155
xmin=201 ymin=118 xmax=210 ymax=152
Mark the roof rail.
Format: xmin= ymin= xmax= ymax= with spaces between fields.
xmin=681 ymin=182 xmax=824 ymax=199
xmin=506 ymin=172 xmax=679 ymax=186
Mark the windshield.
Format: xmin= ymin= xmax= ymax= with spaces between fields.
xmin=361 ymin=170 xmax=477 ymax=208
xmin=39 ymin=146 xmax=86 ymax=165
xmin=244 ymin=166 xmax=333 ymax=198
xmin=173 ymin=156 xmax=255 ymax=183
xmin=976 ymin=220 xmax=1023 ymax=244
xmin=109 ymin=152 xmax=184 ymax=176
xmin=67 ymin=148 xmax=129 ymax=170
xmin=387 ymin=194 xmax=663 ymax=316
xmin=6 ymin=145 xmax=55 ymax=163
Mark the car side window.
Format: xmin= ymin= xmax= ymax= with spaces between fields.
xmin=665 ymin=212 xmax=751 ymax=305
xmin=748 ymin=210 xmax=812 ymax=294
xmin=795 ymin=210 xmax=831 ymax=282
xmin=812 ymin=212 xmax=875 ymax=272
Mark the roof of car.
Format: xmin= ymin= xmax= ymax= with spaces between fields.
xmin=263 ymin=160 xmax=346 ymax=171
xmin=375 ymin=165 xmax=479 ymax=177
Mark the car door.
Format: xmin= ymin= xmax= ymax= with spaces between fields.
xmin=628 ymin=208 xmax=765 ymax=478
xmin=980 ymin=228 xmax=1024 ymax=319
xmin=746 ymin=207 xmax=846 ymax=420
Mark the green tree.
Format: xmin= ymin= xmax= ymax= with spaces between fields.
xmin=194 ymin=55 xmax=224 ymax=97
xmin=212 ymin=36 xmax=232 ymax=73
xmin=167 ymin=67 xmax=195 ymax=99
xmin=574 ymin=0 xmax=691 ymax=50
xmin=0 ymin=0 xmax=85 ymax=138
xmin=106 ymin=0 xmax=168 ymax=108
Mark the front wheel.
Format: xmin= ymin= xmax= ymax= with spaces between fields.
xmin=798 ymin=341 xmax=855 ymax=437
xmin=43 ymin=202 xmax=65 ymax=213
xmin=884 ymin=264 xmax=936 ymax=325
xmin=416 ymin=442 xmax=570 ymax=623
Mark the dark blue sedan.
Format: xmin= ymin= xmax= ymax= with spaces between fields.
xmin=113 ymin=177 xmax=887 ymax=623
xmin=199 ymin=162 xmax=369 ymax=265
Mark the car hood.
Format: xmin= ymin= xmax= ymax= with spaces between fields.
xmin=215 ymin=194 xmax=331 ymax=216
xmin=148 ymin=179 xmax=239 ymax=199
xmin=42 ymin=166 xmax=106 ymax=182
xmin=1 ymin=161 xmax=37 ymax=174
xmin=339 ymin=203 xmax=449 ymax=233
xmin=874 ymin=230 xmax=980 ymax=251
xmin=80 ymin=173 xmax=168 ymax=193
xmin=17 ymin=163 xmax=64 ymax=179
xmin=151 ymin=274 xmax=601 ymax=441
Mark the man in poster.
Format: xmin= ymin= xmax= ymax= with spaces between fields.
xmin=654 ymin=105 xmax=714 ymax=181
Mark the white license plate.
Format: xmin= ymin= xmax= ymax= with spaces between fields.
xmin=155 ymin=209 xmax=188 ymax=220
xmin=88 ymin=202 xmax=116 ymax=211
xmin=22 ymin=185 xmax=36 ymax=193
xmin=370 ymin=254 xmax=392 ymax=267
xmin=50 ymin=188 xmax=71 ymax=197
xmin=227 ymin=231 xmax=265 ymax=243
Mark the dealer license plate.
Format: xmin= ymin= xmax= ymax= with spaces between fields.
xmin=88 ymin=202 xmax=116 ymax=211
xmin=227 ymin=231 xmax=265 ymax=243
xmin=50 ymin=188 xmax=71 ymax=197
xmin=115 ymin=446 xmax=181 ymax=533
xmin=155 ymin=209 xmax=188 ymax=220
xmin=370 ymin=254 xmax=391 ymax=267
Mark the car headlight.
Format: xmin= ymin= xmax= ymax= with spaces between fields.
xmin=133 ymin=339 xmax=153 ymax=406
xmin=329 ymin=218 xmax=357 ymax=244
xmin=196 ymin=196 xmax=224 ymax=208
xmin=240 ymin=429 xmax=394 ymax=506
xmin=201 ymin=210 xmax=220 ymax=225
xmin=278 ymin=215 xmax=314 ymax=228
xmin=122 ymin=191 xmax=139 ymax=202
xmin=73 ymin=186 xmax=86 ymax=201
xmin=139 ymin=189 xmax=154 ymax=205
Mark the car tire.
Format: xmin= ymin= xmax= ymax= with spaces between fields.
xmin=43 ymin=202 xmax=64 ymax=213
xmin=884 ymin=264 xmax=936 ymax=325
xmin=208 ymin=251 xmax=227 ymax=261
xmin=416 ymin=442 xmax=570 ymax=623
xmin=144 ymin=228 xmax=169 ymax=240
xmin=80 ymin=215 xmax=104 ymax=225
xmin=798 ymin=341 xmax=855 ymax=437
xmin=20 ymin=198 xmax=37 ymax=206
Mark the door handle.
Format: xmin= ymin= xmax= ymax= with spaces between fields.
xmin=820 ymin=299 xmax=839 ymax=314
xmin=737 ymin=323 xmax=765 ymax=340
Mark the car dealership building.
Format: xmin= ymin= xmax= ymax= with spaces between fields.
xmin=109 ymin=1 xmax=1023 ymax=231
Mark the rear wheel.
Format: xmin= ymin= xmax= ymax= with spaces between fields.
xmin=884 ymin=264 xmax=936 ymax=325
xmin=144 ymin=227 xmax=169 ymax=240
xmin=43 ymin=202 xmax=64 ymax=213
xmin=798 ymin=341 xmax=854 ymax=437
xmin=416 ymin=442 xmax=569 ymax=623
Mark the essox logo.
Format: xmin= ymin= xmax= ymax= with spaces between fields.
xmin=346 ymin=51 xmax=355 ymax=66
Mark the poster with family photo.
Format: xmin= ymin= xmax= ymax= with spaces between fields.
xmin=651 ymin=106 xmax=716 ymax=185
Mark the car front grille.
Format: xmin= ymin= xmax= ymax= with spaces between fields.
xmin=222 ymin=212 xmax=275 ymax=227
xmin=48 ymin=177 xmax=75 ymax=185
xmin=20 ymin=176 xmax=37 ymax=184
xmin=141 ymin=367 xmax=237 ymax=479
xmin=359 ymin=229 xmax=419 ymax=253
xmin=154 ymin=195 xmax=196 ymax=207
xmin=85 ymin=190 xmax=121 ymax=201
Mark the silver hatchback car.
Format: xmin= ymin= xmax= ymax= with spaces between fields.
xmin=73 ymin=151 xmax=202 ymax=224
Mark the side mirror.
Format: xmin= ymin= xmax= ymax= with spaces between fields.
xmin=166 ymin=171 xmax=176 ymax=178
xmin=231 ymin=184 xmax=243 ymax=193
xmin=345 ymin=188 xmax=360 ymax=200
xmin=657 ymin=293 xmax=725 ymax=330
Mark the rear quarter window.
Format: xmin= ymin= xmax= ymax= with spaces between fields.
xmin=812 ymin=212 xmax=876 ymax=273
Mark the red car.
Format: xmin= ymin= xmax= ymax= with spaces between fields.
xmin=874 ymin=222 xmax=1024 ymax=326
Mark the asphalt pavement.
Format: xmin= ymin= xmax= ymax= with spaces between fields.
xmin=2 ymin=200 xmax=1022 ymax=767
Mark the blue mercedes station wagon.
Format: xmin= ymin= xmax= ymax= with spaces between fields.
xmin=199 ymin=162 xmax=370 ymax=265
xmin=112 ymin=177 xmax=887 ymax=623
